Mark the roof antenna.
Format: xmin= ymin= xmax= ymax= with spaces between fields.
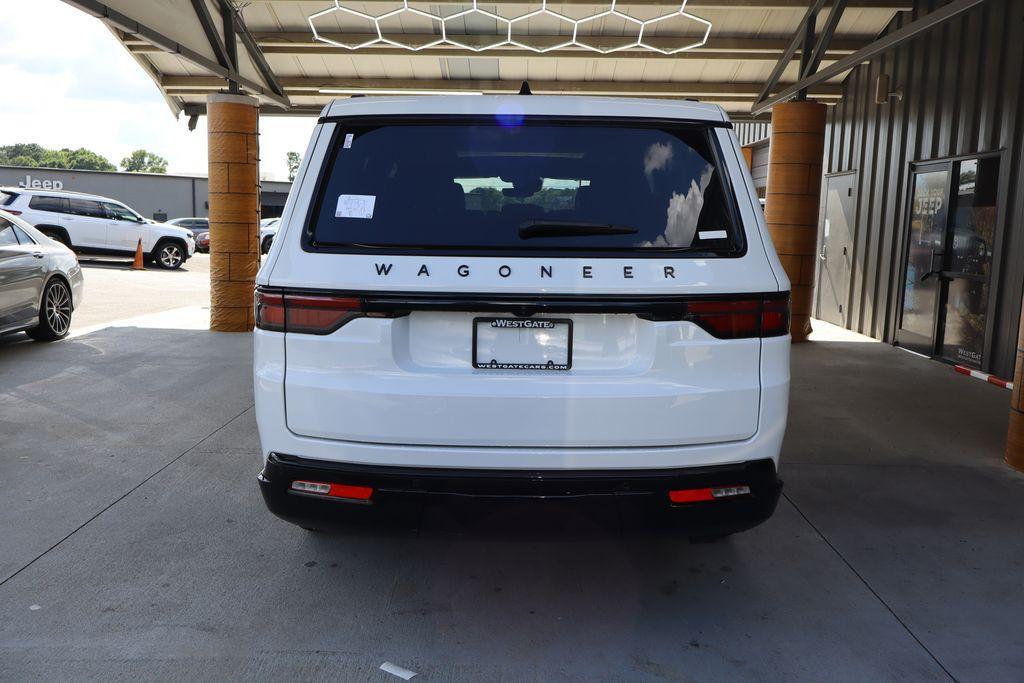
xmin=518 ymin=80 xmax=532 ymax=95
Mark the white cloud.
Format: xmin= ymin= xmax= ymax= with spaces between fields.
xmin=643 ymin=142 xmax=674 ymax=187
xmin=0 ymin=0 xmax=314 ymax=181
xmin=641 ymin=165 xmax=715 ymax=248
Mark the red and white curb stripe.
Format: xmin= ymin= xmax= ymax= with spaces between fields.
xmin=954 ymin=365 xmax=1013 ymax=390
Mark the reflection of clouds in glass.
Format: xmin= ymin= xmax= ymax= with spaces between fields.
xmin=643 ymin=142 xmax=674 ymax=188
xmin=641 ymin=165 xmax=714 ymax=248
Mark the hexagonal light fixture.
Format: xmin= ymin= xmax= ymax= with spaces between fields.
xmin=442 ymin=1 xmax=511 ymax=52
xmin=573 ymin=2 xmax=644 ymax=54
xmin=308 ymin=1 xmax=382 ymax=50
xmin=377 ymin=2 xmax=445 ymax=51
xmin=638 ymin=2 xmax=713 ymax=55
xmin=508 ymin=2 xmax=576 ymax=54
xmin=307 ymin=1 xmax=713 ymax=56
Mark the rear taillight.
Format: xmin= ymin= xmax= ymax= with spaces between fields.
xmin=685 ymin=294 xmax=790 ymax=339
xmin=5 ymin=210 xmax=21 ymax=216
xmin=255 ymin=289 xmax=362 ymax=334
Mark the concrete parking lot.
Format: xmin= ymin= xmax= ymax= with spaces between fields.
xmin=1 ymin=261 xmax=1023 ymax=681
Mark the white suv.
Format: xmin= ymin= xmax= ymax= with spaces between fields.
xmin=0 ymin=188 xmax=195 ymax=269
xmin=254 ymin=96 xmax=790 ymax=539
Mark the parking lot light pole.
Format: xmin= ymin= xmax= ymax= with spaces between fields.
xmin=764 ymin=100 xmax=827 ymax=343
xmin=207 ymin=92 xmax=260 ymax=332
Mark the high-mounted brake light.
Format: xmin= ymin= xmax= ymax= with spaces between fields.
xmin=255 ymin=289 xmax=363 ymax=334
xmin=5 ymin=209 xmax=22 ymax=216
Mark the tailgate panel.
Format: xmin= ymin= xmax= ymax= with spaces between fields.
xmin=284 ymin=312 xmax=760 ymax=448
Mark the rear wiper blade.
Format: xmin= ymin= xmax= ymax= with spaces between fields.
xmin=518 ymin=221 xmax=639 ymax=240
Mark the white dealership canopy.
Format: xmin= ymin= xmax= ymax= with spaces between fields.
xmin=61 ymin=0 xmax=909 ymax=118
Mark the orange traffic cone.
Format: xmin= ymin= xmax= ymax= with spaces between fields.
xmin=131 ymin=238 xmax=145 ymax=270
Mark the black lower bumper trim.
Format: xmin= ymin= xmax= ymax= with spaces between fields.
xmin=259 ymin=453 xmax=782 ymax=536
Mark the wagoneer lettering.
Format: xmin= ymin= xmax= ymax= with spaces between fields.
xmin=255 ymin=96 xmax=791 ymax=540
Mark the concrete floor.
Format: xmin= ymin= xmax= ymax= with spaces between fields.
xmin=1 ymin=305 xmax=1022 ymax=680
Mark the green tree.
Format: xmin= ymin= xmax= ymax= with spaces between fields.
xmin=7 ymin=155 xmax=38 ymax=167
xmin=66 ymin=148 xmax=117 ymax=171
xmin=286 ymin=151 xmax=301 ymax=181
xmin=0 ymin=143 xmax=115 ymax=171
xmin=120 ymin=149 xmax=168 ymax=174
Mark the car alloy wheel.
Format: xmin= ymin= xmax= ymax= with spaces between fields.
xmin=45 ymin=280 xmax=72 ymax=336
xmin=159 ymin=243 xmax=183 ymax=268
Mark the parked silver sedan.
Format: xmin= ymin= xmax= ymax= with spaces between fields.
xmin=0 ymin=209 xmax=84 ymax=342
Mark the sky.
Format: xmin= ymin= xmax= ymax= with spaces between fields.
xmin=0 ymin=0 xmax=315 ymax=181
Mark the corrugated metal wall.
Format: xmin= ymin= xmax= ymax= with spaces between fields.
xmin=735 ymin=121 xmax=772 ymax=146
xmin=821 ymin=0 xmax=1024 ymax=378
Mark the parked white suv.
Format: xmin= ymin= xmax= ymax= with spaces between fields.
xmin=254 ymin=96 xmax=790 ymax=539
xmin=0 ymin=188 xmax=195 ymax=269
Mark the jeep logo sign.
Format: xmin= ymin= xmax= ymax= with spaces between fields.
xmin=18 ymin=174 xmax=64 ymax=190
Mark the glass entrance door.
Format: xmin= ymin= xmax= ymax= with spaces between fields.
xmin=897 ymin=166 xmax=949 ymax=355
xmin=896 ymin=157 xmax=999 ymax=368
xmin=939 ymin=157 xmax=999 ymax=368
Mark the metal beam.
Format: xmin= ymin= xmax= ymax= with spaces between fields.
xmin=751 ymin=0 xmax=990 ymax=115
xmin=755 ymin=0 xmax=828 ymax=104
xmin=189 ymin=0 xmax=230 ymax=69
xmin=217 ymin=0 xmax=289 ymax=102
xmin=125 ymin=34 xmax=867 ymax=57
xmin=161 ymin=76 xmax=843 ymax=98
xmin=59 ymin=0 xmax=290 ymax=109
xmin=252 ymin=0 xmax=910 ymax=7
xmin=803 ymin=0 xmax=848 ymax=78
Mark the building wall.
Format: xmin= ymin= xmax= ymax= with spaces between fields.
xmin=0 ymin=166 xmax=291 ymax=221
xmin=748 ymin=139 xmax=770 ymax=196
xmin=821 ymin=0 xmax=1024 ymax=378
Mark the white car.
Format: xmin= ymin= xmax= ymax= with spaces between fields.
xmin=0 ymin=188 xmax=195 ymax=269
xmin=260 ymin=217 xmax=280 ymax=254
xmin=254 ymin=96 xmax=790 ymax=539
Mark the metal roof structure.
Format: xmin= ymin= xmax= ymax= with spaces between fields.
xmin=59 ymin=0 xmax=914 ymax=119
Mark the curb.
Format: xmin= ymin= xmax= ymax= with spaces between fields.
xmin=954 ymin=365 xmax=1013 ymax=390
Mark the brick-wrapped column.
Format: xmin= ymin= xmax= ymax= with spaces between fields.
xmin=1005 ymin=299 xmax=1024 ymax=472
xmin=207 ymin=93 xmax=260 ymax=332
xmin=764 ymin=101 xmax=827 ymax=343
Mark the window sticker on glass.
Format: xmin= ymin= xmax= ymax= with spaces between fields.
xmin=698 ymin=230 xmax=728 ymax=240
xmin=343 ymin=133 xmax=354 ymax=149
xmin=336 ymin=194 xmax=376 ymax=219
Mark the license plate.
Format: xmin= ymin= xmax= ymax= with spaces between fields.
xmin=473 ymin=317 xmax=573 ymax=371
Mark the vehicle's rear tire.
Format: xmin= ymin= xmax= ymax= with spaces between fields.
xmin=27 ymin=278 xmax=73 ymax=342
xmin=38 ymin=227 xmax=71 ymax=249
xmin=154 ymin=240 xmax=185 ymax=269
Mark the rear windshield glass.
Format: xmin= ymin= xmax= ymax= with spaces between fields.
xmin=0 ymin=191 xmax=18 ymax=206
xmin=307 ymin=120 xmax=741 ymax=256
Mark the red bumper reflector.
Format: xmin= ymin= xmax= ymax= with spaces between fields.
xmin=668 ymin=485 xmax=751 ymax=504
xmin=291 ymin=480 xmax=373 ymax=500
xmin=669 ymin=488 xmax=715 ymax=503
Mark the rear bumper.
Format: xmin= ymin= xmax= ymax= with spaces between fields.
xmin=258 ymin=453 xmax=782 ymax=535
